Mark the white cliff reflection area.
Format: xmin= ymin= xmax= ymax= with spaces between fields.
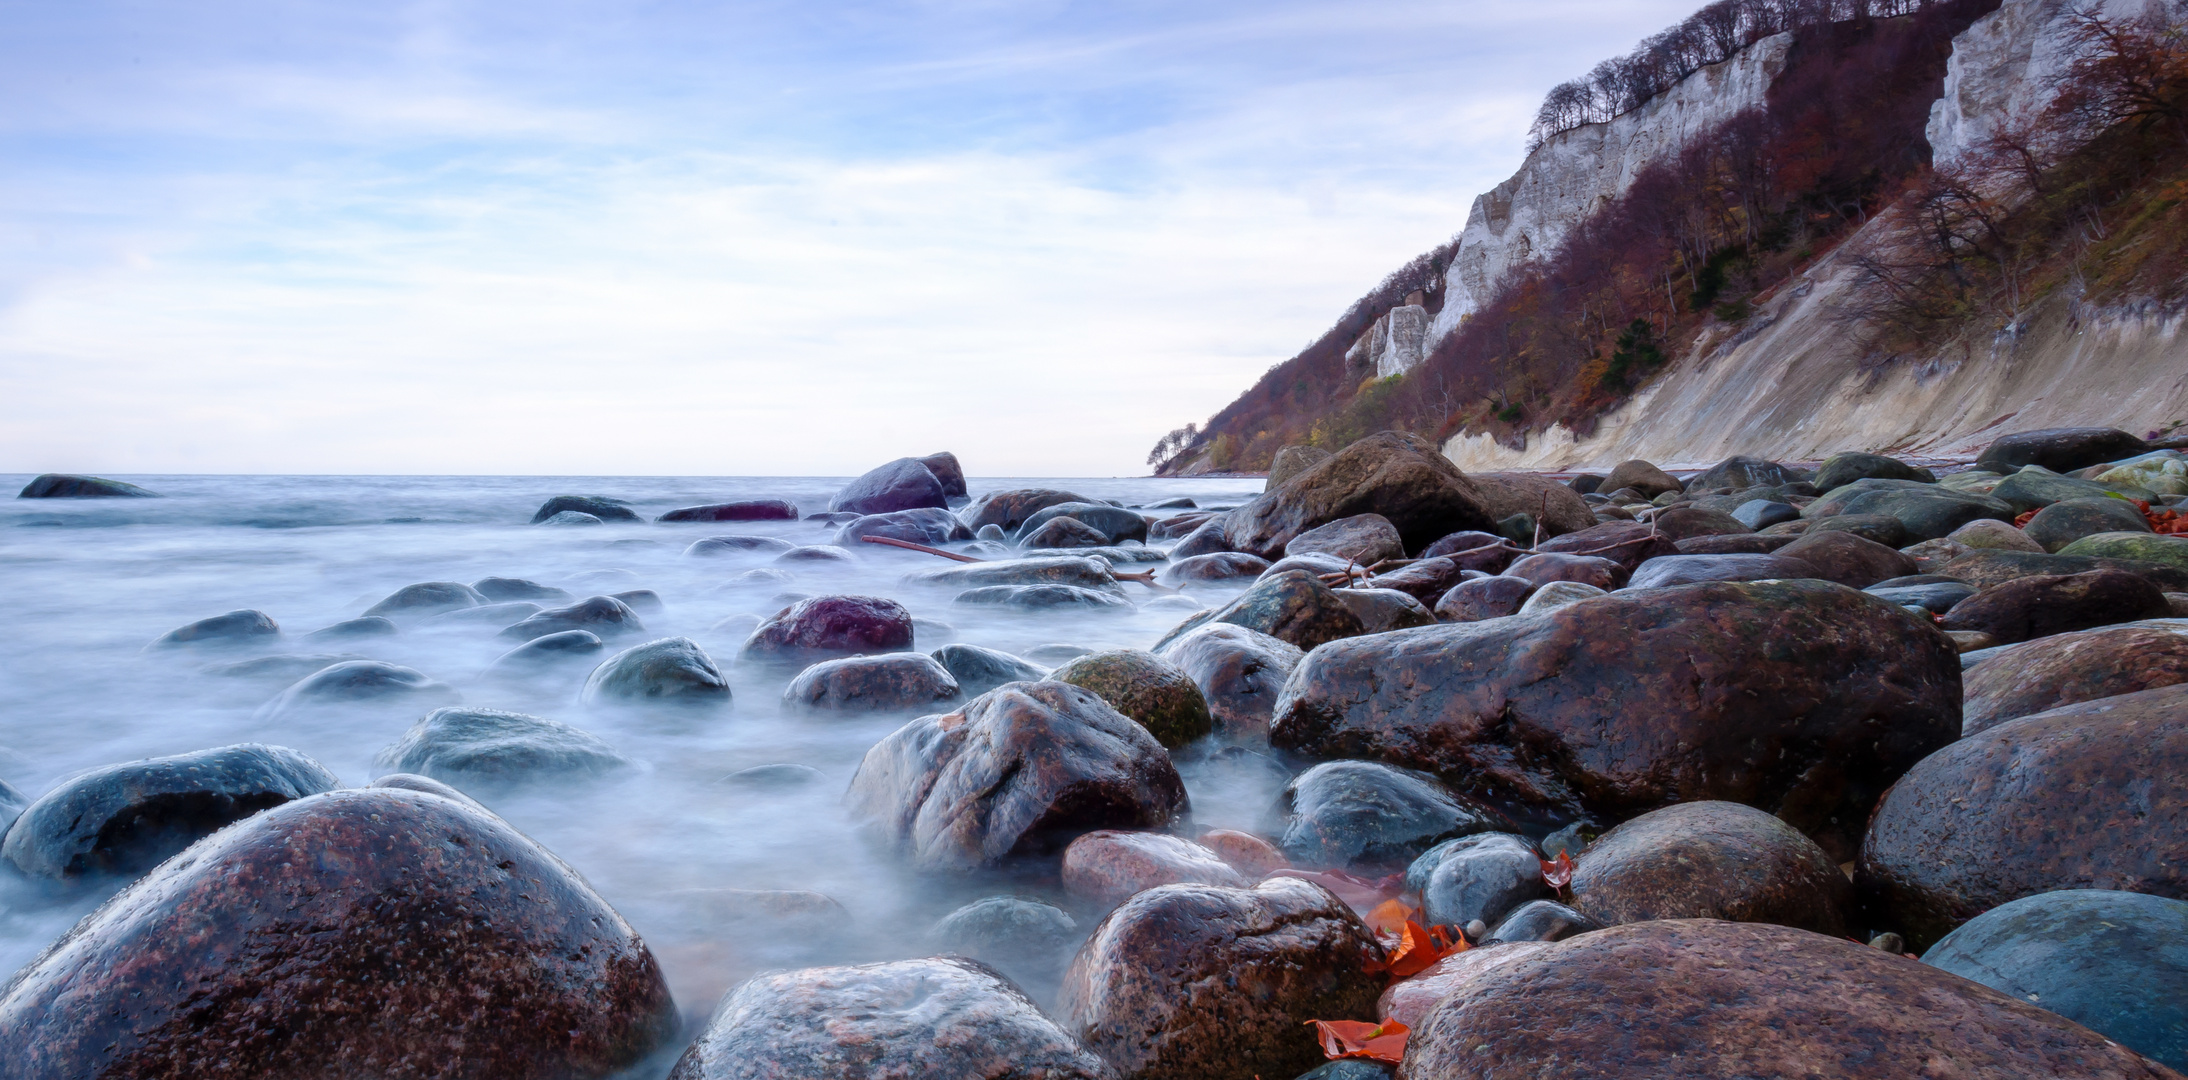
xmin=0 ymin=473 xmax=1274 ymax=1051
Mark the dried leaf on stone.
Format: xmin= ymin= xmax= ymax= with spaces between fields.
xmin=1540 ymin=850 xmax=1575 ymax=890
xmin=1306 ymin=1018 xmax=1411 ymax=1064
xmin=1380 ymin=918 xmax=1468 ymax=978
xmin=1365 ymin=898 xmax=1415 ymax=936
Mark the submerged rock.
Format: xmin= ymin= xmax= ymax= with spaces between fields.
xmin=1856 ymin=682 xmax=2188 ymax=949
xmin=1160 ymin=551 xmax=1269 ymax=585
xmin=908 ymin=555 xmax=1120 ymax=592
xmin=363 ymin=580 xmax=486 ymax=619
xmin=0 ymin=788 xmax=679 ymax=1077
xmin=684 ymin=534 xmax=797 ymax=559
xmin=844 ymin=681 xmax=1187 ymax=870
xmin=1270 ymin=579 xmax=1961 ymax=857
xmin=472 ymin=576 xmax=573 ymax=603
xmin=497 ymin=595 xmax=646 ymax=643
xmin=374 ymin=708 xmax=629 ymax=790
xmin=929 ymin=898 xmax=1082 ymax=991
xmin=486 ymin=629 xmax=606 ymax=676
xmin=930 ymin=643 xmax=1047 ymax=699
xmin=1401 ymin=919 xmax=2175 ymax=1080
xmin=17 ymin=473 xmax=158 ymax=498
xmin=739 ymin=595 xmax=915 ymax=665
xmin=304 ymin=615 xmax=398 ymax=640
xmin=529 ymin=495 xmax=641 ymax=524
xmin=2 ymin=744 xmax=338 ymax=880
xmin=582 ymin=637 xmax=730 ymax=707
xmin=668 ymin=956 xmax=1107 ymax=1080
xmin=782 ymin=652 xmax=961 ymax=714
xmin=835 ymin=507 xmax=974 ymax=547
xmin=1056 ymin=878 xmax=1384 ymax=1080
xmin=255 ymin=660 xmax=459 ymax=721
xmin=656 ymin=499 xmax=799 ymax=522
xmin=1568 ymin=801 xmax=1851 ymax=936
xmin=151 ymin=609 xmax=281 ymax=649
xmin=953 ymin=584 xmax=1135 ymax=611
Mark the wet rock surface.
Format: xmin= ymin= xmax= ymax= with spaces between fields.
xmin=1979 ymin=427 xmax=2150 ymax=475
xmin=1531 ymin=520 xmax=1680 ymax=570
xmin=835 ymin=507 xmax=974 ymax=547
xmin=960 ymin=488 xmax=1094 ymax=533
xmin=1155 ymin=623 xmax=1302 ymax=740
xmin=1062 ymin=830 xmax=1248 ymax=908
xmin=152 ymin=608 xmax=280 ymax=648
xmin=1941 ymin=569 xmax=2172 ymax=645
xmin=1153 ymin=569 xmax=1364 ymax=653
xmin=1402 ymin=919 xmax=2178 ymax=1080
xmin=1160 ymin=551 xmax=1269 ymax=584
xmin=1224 ymin=432 xmax=1497 ymax=558
xmin=582 ymin=637 xmax=731 ymax=706
xmin=498 ymin=595 xmax=647 ymax=642
xmin=18 ymin=473 xmax=159 ymax=498
xmin=1945 ymin=548 xmax=2188 ymax=590
xmin=1432 ymin=573 xmax=1535 ymax=621
xmin=1961 ymin=619 xmax=2188 ymax=734
xmin=1923 ymin=888 xmax=2188 ymax=1072
xmin=374 ymin=708 xmax=629 ymax=789
xmin=2024 ymin=497 xmax=2152 ymax=552
xmin=2 ymin=743 xmax=338 ymax=880
xmin=1405 ymin=832 xmax=1549 ymax=930
xmin=782 ymin=652 xmax=961 ymax=714
xmin=1271 ymin=760 xmax=1507 ymax=871
xmin=1857 ymin=683 xmax=2188 ymax=949
xmin=255 ymin=659 xmax=460 ymax=721
xmin=1049 ymin=648 xmax=1213 ymax=747
xmin=930 ymin=642 xmax=1047 ymax=699
xmin=530 ymin=494 xmax=641 ymax=523
xmin=1282 ymin=513 xmax=1405 ymax=565
xmin=845 ymin=681 xmax=1189 ymax=870
xmin=1056 ymin=878 xmax=1384 ymax=1080
xmin=1568 ymin=801 xmax=1851 ymax=936
xmin=1271 ymin=579 xmax=1961 ymax=857
xmin=1627 ymin=552 xmax=1818 ymax=588
xmin=1814 ymin=452 xmax=1933 ymax=491
xmin=0 ymin=788 xmax=679 ymax=1078
xmin=670 ymin=956 xmax=1108 ymax=1080
xmin=1504 ymin=551 xmax=1626 ymax=590
xmin=1016 ymin=502 xmax=1150 ymax=546
xmin=656 ymin=498 xmax=800 ymax=522
xmin=829 ymin=456 xmax=949 ymax=515
xmin=1773 ymin=529 xmax=1916 ymax=588
xmin=739 ymin=594 xmax=915 ymax=665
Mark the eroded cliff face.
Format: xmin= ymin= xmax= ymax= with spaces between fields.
xmin=1426 ymin=34 xmax=1796 ymax=349
xmin=1441 ymin=0 xmax=2188 ymax=471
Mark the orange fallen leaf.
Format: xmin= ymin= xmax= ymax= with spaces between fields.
xmin=1380 ymin=918 xmax=1469 ymax=978
xmin=1365 ymin=898 xmax=1415 ymax=936
xmin=1540 ymin=850 xmax=1575 ymax=890
xmin=1306 ymin=1019 xmax=1411 ymax=1065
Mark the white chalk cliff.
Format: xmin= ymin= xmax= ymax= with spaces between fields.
xmin=1433 ymin=0 xmax=2188 ymax=470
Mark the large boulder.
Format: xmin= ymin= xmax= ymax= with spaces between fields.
xmin=1600 ymin=459 xmax=1682 ymax=498
xmin=1944 ymin=548 xmax=2188 ymax=590
xmin=829 ymin=457 xmax=948 ymax=515
xmin=1978 ymin=427 xmax=2149 ymax=475
xmin=656 ymin=499 xmax=799 ymax=522
xmin=1773 ymin=529 xmax=1916 ymax=588
xmin=2025 ymin=498 xmax=2152 ymax=552
xmin=1377 ymin=941 xmax=1553 ymax=1029
xmin=1270 ymin=760 xmax=1507 ymax=871
xmin=1688 ymin=455 xmax=1801 ymax=493
xmin=1856 ymin=683 xmax=2188 ymax=949
xmin=1813 ymin=452 xmax=1934 ymax=492
xmin=530 ymin=495 xmax=641 ymax=523
xmin=1151 ymin=570 xmax=1364 ymax=653
xmin=1154 ymin=623 xmax=1304 ymax=741
xmin=150 ymin=609 xmax=280 ymax=648
xmin=739 ymin=595 xmax=915 ymax=666
xmin=473 ymin=576 xmax=573 ymax=603
xmin=18 ymin=473 xmax=158 ymax=498
xmin=1923 ymin=889 xmax=2188 ymax=1072
xmin=1062 ymin=831 xmax=1248 ymax=908
xmin=581 ymin=637 xmax=731 ymax=706
xmin=1401 ymin=919 xmax=2177 ymax=1079
xmin=668 ymin=956 xmax=1107 ymax=1080
xmin=1648 ymin=505 xmax=1753 ymax=540
xmin=834 ymin=507 xmax=973 ymax=547
xmin=254 ymin=660 xmax=459 ymax=721
xmin=1806 ymin=479 xmax=2015 ymax=542
xmin=1015 ymin=502 xmax=1149 ymax=546
xmin=1469 ymin=472 xmax=1598 ymax=538
xmin=1333 ymin=587 xmax=1435 ymax=634
xmin=1270 ymin=579 xmax=1962 ymax=858
xmin=1056 ymin=878 xmax=1384 ymax=1080
xmin=920 ymin=450 xmax=969 ymax=499
xmin=497 ymin=595 xmax=647 ymax=643
xmin=0 ymin=789 xmax=678 ymax=1077
xmin=362 ymin=580 xmax=486 ymax=619
xmin=1022 ymin=516 xmax=1108 ymax=549
xmin=1568 ymin=801 xmax=1851 ymax=936
xmin=374 ymin=708 xmax=629 ymax=790
xmin=1531 ymin=520 xmax=1680 ymax=571
xmin=1224 ymin=432 xmax=1497 ymax=559
xmin=1 ymin=744 xmax=337 ymax=880
xmin=1265 ymin=445 xmax=1333 ymax=490
xmin=1627 ymin=552 xmax=1820 ymax=589
xmin=930 ymin=643 xmax=1047 ymax=699
xmin=1993 ymin=466 xmax=2156 ymax=513
xmin=1962 ymin=620 xmax=2188 ymax=734
xmin=1940 ymin=569 xmax=2171 ymax=645
xmin=1805 ymin=512 xmax=1910 ymax=548
xmin=782 ymin=652 xmax=961 ymax=714
xmin=2061 ymin=531 xmax=2188 ymax=572
xmin=1282 ymin=513 xmax=1404 ymax=565
xmin=1159 ymin=551 xmax=1269 ymax=585
xmin=960 ymin=488 xmax=1094 ymax=533
xmin=1050 ymin=649 xmax=1213 ymax=748
xmin=844 ymin=682 xmax=1189 ymax=870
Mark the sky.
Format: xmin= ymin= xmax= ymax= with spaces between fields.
xmin=0 ymin=0 xmax=1699 ymax=477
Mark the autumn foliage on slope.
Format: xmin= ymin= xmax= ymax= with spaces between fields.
xmin=1154 ymin=0 xmax=1998 ymax=475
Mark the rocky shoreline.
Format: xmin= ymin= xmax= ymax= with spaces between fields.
xmin=5 ymin=428 xmax=2188 ymax=1078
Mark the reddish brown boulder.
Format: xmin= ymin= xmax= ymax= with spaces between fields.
xmin=781 ymin=652 xmax=961 ymax=714
xmin=1856 ymin=683 xmax=2188 ymax=949
xmin=1159 ymin=552 xmax=1268 ymax=585
xmin=1270 ymin=579 xmax=1961 ymax=858
xmin=1377 ymin=942 xmax=1549 ymax=1028
xmin=0 ymin=789 xmax=677 ymax=1077
xmin=1283 ymin=513 xmax=1405 ymax=565
xmin=1056 ymin=878 xmax=1384 ymax=1080
xmin=1775 ymin=529 xmax=1917 ymax=588
xmin=1062 ymin=831 xmax=1248 ymax=907
xmin=1155 ymin=623 xmax=1303 ymax=740
xmin=1469 ymin=472 xmax=1598 ymax=538
xmin=1365 ymin=556 xmax=1464 ymax=604
xmin=669 ymin=956 xmax=1110 ymax=1080
xmin=1224 ymin=432 xmax=1498 ymax=559
xmin=738 ymin=595 xmax=914 ymax=665
xmin=1569 ymin=801 xmax=1851 ymax=936
xmin=1151 ymin=569 xmax=1364 ymax=653
xmin=845 ymin=682 xmax=1189 ymax=871
xmin=1600 ymin=459 xmax=1683 ymax=498
xmin=1962 ymin=620 xmax=2188 ymax=734
xmin=1941 ymin=569 xmax=2171 ymax=645
xmin=1676 ymin=532 xmax=1797 ymax=554
xmin=1532 ymin=520 xmax=1680 ymax=571
xmin=1504 ymin=551 xmax=1627 ymax=590
xmin=1942 ymin=549 xmax=2188 ymax=591
xmin=1199 ymin=829 xmax=1288 ymax=876
xmin=1650 ymin=505 xmax=1752 ymax=540
xmin=1401 ymin=919 xmax=2179 ymax=1079
xmin=1626 ymin=552 xmax=1820 ymax=589
xmin=1432 ymin=574 xmax=1534 ymax=622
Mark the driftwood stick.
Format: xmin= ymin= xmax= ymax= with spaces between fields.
xmin=859 ymin=536 xmax=985 ymax=563
xmin=1113 ymin=569 xmax=1181 ymax=594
